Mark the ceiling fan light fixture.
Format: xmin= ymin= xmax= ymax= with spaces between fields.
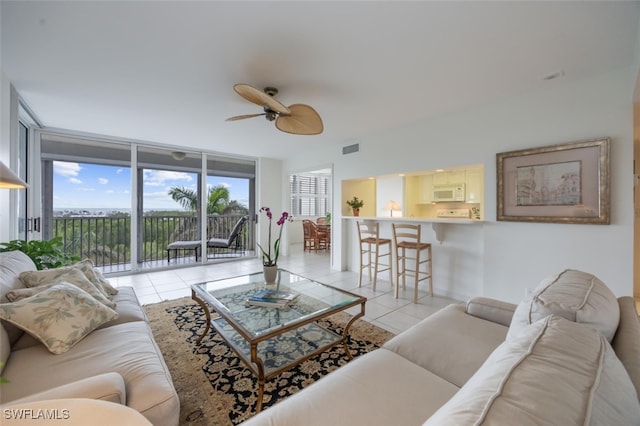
xmin=171 ymin=151 xmax=186 ymax=160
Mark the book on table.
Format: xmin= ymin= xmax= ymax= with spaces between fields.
xmin=246 ymin=289 xmax=298 ymax=308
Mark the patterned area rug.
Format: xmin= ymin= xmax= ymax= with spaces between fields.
xmin=143 ymin=297 xmax=395 ymax=425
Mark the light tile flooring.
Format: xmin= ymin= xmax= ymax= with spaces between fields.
xmin=108 ymin=244 xmax=462 ymax=335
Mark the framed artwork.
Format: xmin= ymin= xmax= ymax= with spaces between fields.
xmin=497 ymin=138 xmax=610 ymax=224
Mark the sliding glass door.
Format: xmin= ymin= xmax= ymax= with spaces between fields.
xmin=40 ymin=134 xmax=133 ymax=272
xmin=137 ymin=147 xmax=202 ymax=270
xmin=36 ymin=131 xmax=257 ymax=274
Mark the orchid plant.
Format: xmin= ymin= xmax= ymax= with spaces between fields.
xmin=257 ymin=207 xmax=293 ymax=267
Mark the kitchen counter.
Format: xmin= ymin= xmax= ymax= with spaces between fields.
xmin=342 ymin=215 xmax=483 ymax=242
xmin=342 ymin=216 xmax=481 ymax=224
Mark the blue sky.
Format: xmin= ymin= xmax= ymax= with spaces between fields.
xmin=53 ymin=161 xmax=249 ymax=211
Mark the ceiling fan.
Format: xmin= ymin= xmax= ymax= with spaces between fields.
xmin=226 ymin=84 xmax=323 ymax=135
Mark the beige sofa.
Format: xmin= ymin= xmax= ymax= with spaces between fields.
xmin=0 ymin=250 xmax=179 ymax=426
xmin=243 ymin=269 xmax=640 ymax=425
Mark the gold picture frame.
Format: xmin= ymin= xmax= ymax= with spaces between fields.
xmin=497 ymin=138 xmax=610 ymax=224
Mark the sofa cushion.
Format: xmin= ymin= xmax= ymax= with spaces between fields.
xmin=508 ymin=269 xmax=619 ymax=342
xmin=612 ymin=296 xmax=640 ymax=401
xmin=383 ymin=304 xmax=508 ymax=387
xmin=8 ymin=268 xmax=116 ymax=309
xmin=424 ymin=315 xmax=640 ymax=425
xmin=241 ymin=348 xmax=459 ymax=426
xmin=0 ymin=283 xmax=118 ymax=354
xmin=0 ymin=251 xmax=37 ymax=346
xmin=2 ymin=398 xmax=152 ymax=426
xmin=98 ymin=286 xmax=147 ymax=328
xmin=19 ymin=259 xmax=118 ymax=299
xmin=1 ymin=321 xmax=179 ymax=426
xmin=3 ymin=373 xmax=127 ymax=406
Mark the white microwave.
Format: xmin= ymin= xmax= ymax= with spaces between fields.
xmin=433 ymin=185 xmax=465 ymax=202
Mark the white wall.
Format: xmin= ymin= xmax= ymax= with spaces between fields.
xmin=257 ymin=157 xmax=286 ymax=260
xmin=0 ymin=70 xmax=12 ymax=243
xmin=284 ymin=67 xmax=636 ymax=302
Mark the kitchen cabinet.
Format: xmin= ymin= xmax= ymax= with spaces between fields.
xmin=432 ymin=170 xmax=466 ymax=186
xmin=417 ymin=175 xmax=433 ymax=203
xmin=465 ymin=169 xmax=483 ymax=203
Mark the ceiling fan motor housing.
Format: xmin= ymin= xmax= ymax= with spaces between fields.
xmin=262 ymin=106 xmax=277 ymax=121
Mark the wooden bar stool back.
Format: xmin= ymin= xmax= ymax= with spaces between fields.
xmin=356 ymin=221 xmax=392 ymax=291
xmin=392 ymin=223 xmax=433 ymax=303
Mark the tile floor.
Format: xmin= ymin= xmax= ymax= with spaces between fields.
xmin=108 ymin=244 xmax=462 ymax=335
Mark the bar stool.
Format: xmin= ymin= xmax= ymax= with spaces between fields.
xmin=356 ymin=221 xmax=393 ymax=291
xmin=392 ymin=223 xmax=433 ymax=303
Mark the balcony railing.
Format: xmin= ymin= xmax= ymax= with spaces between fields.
xmin=52 ymin=213 xmax=253 ymax=270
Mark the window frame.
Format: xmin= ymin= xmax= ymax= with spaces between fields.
xmin=289 ymin=172 xmax=331 ymax=218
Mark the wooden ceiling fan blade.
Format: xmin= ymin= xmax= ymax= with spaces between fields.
xmin=275 ymin=104 xmax=324 ymax=135
xmin=226 ymin=113 xmax=265 ymax=121
xmin=233 ymin=84 xmax=290 ymax=114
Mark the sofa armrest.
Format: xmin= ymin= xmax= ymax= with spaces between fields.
xmin=465 ymin=297 xmax=517 ymax=327
xmin=1 ymin=373 xmax=126 ymax=406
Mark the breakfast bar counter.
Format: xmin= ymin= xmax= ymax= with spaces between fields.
xmin=342 ymin=215 xmax=483 ymax=243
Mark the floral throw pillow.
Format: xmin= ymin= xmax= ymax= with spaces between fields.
xmin=0 ymin=283 xmax=118 ymax=354
xmin=7 ymin=268 xmax=116 ymax=309
xmin=19 ymin=259 xmax=118 ymax=299
xmin=90 ymin=266 xmax=118 ymax=296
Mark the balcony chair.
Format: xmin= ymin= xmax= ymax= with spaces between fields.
xmin=166 ymin=240 xmax=201 ymax=263
xmin=207 ymin=215 xmax=249 ymax=257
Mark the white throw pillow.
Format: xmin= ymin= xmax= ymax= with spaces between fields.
xmin=424 ymin=315 xmax=640 ymax=425
xmin=7 ymin=268 xmax=116 ymax=309
xmin=0 ymin=283 xmax=118 ymax=354
xmin=507 ymin=269 xmax=619 ymax=342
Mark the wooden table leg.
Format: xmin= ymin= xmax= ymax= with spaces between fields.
xmin=191 ymin=290 xmax=211 ymax=345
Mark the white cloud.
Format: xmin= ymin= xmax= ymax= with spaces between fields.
xmin=144 ymin=190 xmax=173 ymax=199
xmin=116 ymin=169 xmax=123 ymax=174
xmin=143 ymin=170 xmax=193 ymax=187
xmin=209 ymin=182 xmax=230 ymax=190
xmin=98 ymin=178 xmax=109 ymax=185
xmin=54 ymin=162 xmax=82 ymax=177
xmin=69 ymin=177 xmax=82 ymax=184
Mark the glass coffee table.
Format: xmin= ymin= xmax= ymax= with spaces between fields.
xmin=191 ymin=269 xmax=366 ymax=412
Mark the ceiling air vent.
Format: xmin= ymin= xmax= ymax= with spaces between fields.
xmin=342 ymin=143 xmax=360 ymax=155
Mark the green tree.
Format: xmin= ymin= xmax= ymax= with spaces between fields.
xmin=168 ymin=185 xmax=231 ymax=214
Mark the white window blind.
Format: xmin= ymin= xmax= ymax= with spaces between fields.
xmin=289 ymin=174 xmax=329 ymax=217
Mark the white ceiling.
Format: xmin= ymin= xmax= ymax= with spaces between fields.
xmin=2 ymin=1 xmax=639 ymax=160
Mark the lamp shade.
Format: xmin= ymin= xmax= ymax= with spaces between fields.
xmin=0 ymin=161 xmax=29 ymax=189
xmin=384 ymin=200 xmax=401 ymax=217
xmin=384 ymin=200 xmax=401 ymax=211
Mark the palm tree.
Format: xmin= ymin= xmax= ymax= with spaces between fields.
xmin=168 ymin=185 xmax=231 ymax=214
xmin=168 ymin=184 xmax=250 ymax=244
xmin=223 ymin=200 xmax=249 ymax=215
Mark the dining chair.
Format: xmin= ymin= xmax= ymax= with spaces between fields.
xmin=303 ymin=219 xmax=319 ymax=251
